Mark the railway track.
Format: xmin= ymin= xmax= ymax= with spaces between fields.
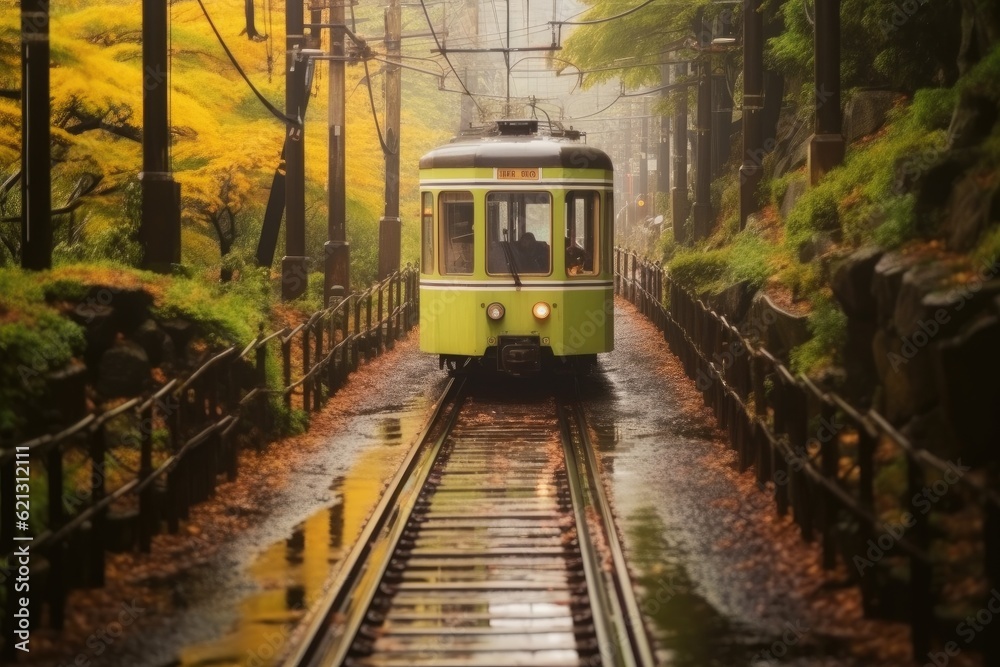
xmin=282 ymin=377 xmax=654 ymax=667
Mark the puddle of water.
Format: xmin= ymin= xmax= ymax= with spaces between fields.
xmin=590 ymin=307 xmax=853 ymax=666
xmin=177 ymin=401 xmax=429 ymax=667
xmin=626 ymin=508 xmax=834 ymax=667
xmin=626 ymin=506 xmax=743 ymax=665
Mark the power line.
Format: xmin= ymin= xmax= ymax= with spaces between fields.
xmin=194 ymin=0 xmax=297 ymax=127
xmin=555 ymin=0 xmax=658 ymax=26
xmin=489 ymin=0 xmax=505 ymax=49
xmin=562 ymin=94 xmax=624 ymax=120
xmin=352 ymin=1 xmax=395 ymax=155
xmin=418 ymin=0 xmax=484 ymax=113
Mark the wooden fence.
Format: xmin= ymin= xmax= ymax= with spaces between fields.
xmin=0 ymin=267 xmax=419 ymax=659
xmin=614 ymin=247 xmax=1000 ymax=661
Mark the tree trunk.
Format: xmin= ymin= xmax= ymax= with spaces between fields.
xmin=244 ymin=0 xmax=264 ymax=40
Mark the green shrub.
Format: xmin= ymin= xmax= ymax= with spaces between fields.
xmin=785 ymin=187 xmax=839 ymax=252
xmin=769 ymin=170 xmax=804 ymax=210
xmin=727 ymin=231 xmax=777 ymax=288
xmin=668 ymin=228 xmax=776 ymax=294
xmin=905 ymin=87 xmax=958 ymax=131
xmin=790 ymin=294 xmax=847 ymax=375
xmin=156 ymin=269 xmax=271 ymax=346
xmin=973 ymin=224 xmax=1000 ymax=267
xmin=872 ymin=195 xmax=918 ymax=248
xmin=668 ymin=248 xmax=728 ymax=293
xmin=0 ymin=270 xmax=86 ymax=432
xmin=956 ymin=43 xmax=1000 ymax=102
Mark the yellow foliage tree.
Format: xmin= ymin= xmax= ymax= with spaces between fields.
xmin=0 ymin=0 xmax=457 ymax=281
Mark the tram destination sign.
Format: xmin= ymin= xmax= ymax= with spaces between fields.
xmin=495 ymin=168 xmax=540 ymax=181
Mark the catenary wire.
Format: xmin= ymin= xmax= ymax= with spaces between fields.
xmin=418 ymin=0 xmax=485 ymax=113
xmin=353 ymin=1 xmax=395 ymax=155
xmin=194 ymin=0 xmax=299 ymax=127
xmin=555 ymin=0 xmax=658 ymax=26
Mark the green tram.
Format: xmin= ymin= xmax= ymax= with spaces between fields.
xmin=418 ymin=119 xmax=615 ymax=374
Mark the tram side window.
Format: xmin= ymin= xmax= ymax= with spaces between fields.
xmin=421 ymin=192 xmax=433 ymax=274
xmin=486 ymin=192 xmax=552 ymax=275
xmin=440 ymin=192 xmax=474 ymax=275
xmin=565 ymin=191 xmax=599 ymax=276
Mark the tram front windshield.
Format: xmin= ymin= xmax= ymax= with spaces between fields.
xmin=486 ymin=192 xmax=552 ymax=275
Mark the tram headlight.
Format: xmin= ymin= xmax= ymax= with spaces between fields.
xmin=532 ymin=302 xmax=551 ymax=320
xmin=486 ymin=302 xmax=505 ymax=320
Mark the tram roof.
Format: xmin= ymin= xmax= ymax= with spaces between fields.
xmin=419 ymin=121 xmax=613 ymax=172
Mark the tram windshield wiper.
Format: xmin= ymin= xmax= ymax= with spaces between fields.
xmin=500 ymin=230 xmax=522 ymax=288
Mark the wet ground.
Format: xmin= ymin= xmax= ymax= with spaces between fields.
xmin=582 ymin=301 xmax=870 ymax=666
xmin=43 ymin=301 xmax=914 ymax=666
xmin=52 ymin=339 xmax=445 ymax=667
xmin=172 ymin=373 xmax=449 ymax=667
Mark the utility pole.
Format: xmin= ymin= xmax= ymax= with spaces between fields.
xmin=711 ymin=68 xmax=732 ymax=179
xmin=671 ymin=60 xmax=688 ymax=244
xmin=692 ymin=54 xmax=712 ymax=240
xmin=282 ymin=0 xmax=308 ymax=300
xmin=639 ymin=108 xmax=648 ymax=222
xmin=658 ymin=65 xmax=670 ymax=202
xmin=808 ymin=0 xmax=843 ymax=185
xmin=139 ymin=0 xmax=181 ymax=272
xmin=740 ymin=0 xmax=764 ymax=229
xmin=325 ymin=0 xmax=351 ymax=300
xmin=309 ymin=4 xmax=323 ymax=48
xmin=20 ymin=0 xmax=51 ymax=270
xmin=505 ymin=0 xmax=511 ymax=117
xmin=623 ymin=110 xmax=633 ymax=234
xmin=378 ymin=0 xmax=402 ymax=280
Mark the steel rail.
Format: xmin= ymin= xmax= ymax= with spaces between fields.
xmin=284 ymin=378 xmax=653 ymax=667
xmin=556 ymin=397 xmax=617 ymax=665
xmin=559 ymin=386 xmax=656 ymax=667
xmin=281 ymin=376 xmax=466 ymax=667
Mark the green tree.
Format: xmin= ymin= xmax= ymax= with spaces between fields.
xmin=559 ymin=0 xmax=703 ymax=90
xmin=765 ymin=0 xmax=963 ymax=95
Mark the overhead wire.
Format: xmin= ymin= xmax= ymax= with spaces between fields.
xmin=403 ymin=22 xmax=550 ymax=45
xmin=556 ymin=0 xmax=658 ymax=26
xmin=351 ymin=2 xmax=395 ymax=155
xmin=562 ymin=93 xmax=624 ymax=120
xmin=390 ymin=0 xmax=631 ymax=118
xmin=489 ymin=0 xmax=505 ymax=49
xmin=194 ymin=0 xmax=298 ymax=127
xmin=418 ymin=0 xmax=485 ymax=113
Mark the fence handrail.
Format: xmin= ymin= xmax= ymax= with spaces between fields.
xmin=176 ymin=345 xmax=238 ymax=394
xmin=614 ymin=245 xmax=998 ymax=661
xmin=1 ymin=267 xmax=420 ymax=656
xmin=6 ymin=264 xmax=417 ymax=462
xmin=616 ymin=246 xmax=998 ymax=509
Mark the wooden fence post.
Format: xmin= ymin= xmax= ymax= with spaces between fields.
xmin=139 ymin=402 xmax=155 ymax=552
xmin=388 ymin=277 xmax=396 ymax=345
xmin=365 ymin=287 xmax=374 ymax=361
xmin=47 ymin=441 xmax=66 ymax=628
xmin=908 ymin=457 xmax=932 ymax=658
xmin=395 ymin=271 xmax=403 ymax=338
xmin=282 ymin=337 xmax=292 ymax=413
xmin=314 ymin=320 xmax=323 ymax=411
xmin=351 ymin=294 xmax=362 ymax=371
xmin=89 ymin=424 xmax=107 ymax=585
xmin=985 ymin=500 xmax=1000 ymax=664
xmin=819 ymin=398 xmax=839 ymax=570
xmin=256 ymin=337 xmax=269 ymax=440
xmin=857 ymin=424 xmax=877 ymax=614
xmin=302 ymin=325 xmax=311 ymax=412
xmin=377 ymin=281 xmax=385 ymax=355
